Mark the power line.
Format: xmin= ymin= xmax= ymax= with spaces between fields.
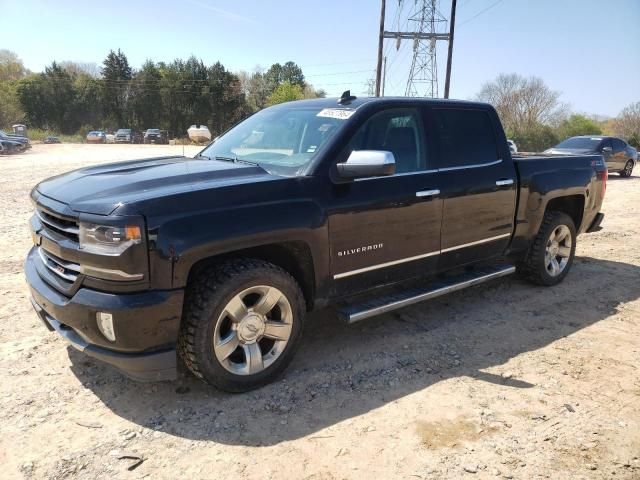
xmin=457 ymin=0 xmax=503 ymax=26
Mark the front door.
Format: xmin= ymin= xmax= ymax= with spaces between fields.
xmin=327 ymin=107 xmax=442 ymax=296
xmin=430 ymin=107 xmax=517 ymax=270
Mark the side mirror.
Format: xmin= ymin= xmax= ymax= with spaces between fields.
xmin=336 ymin=150 xmax=396 ymax=179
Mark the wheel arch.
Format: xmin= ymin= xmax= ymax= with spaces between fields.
xmin=544 ymin=194 xmax=585 ymax=231
xmin=186 ymin=241 xmax=317 ymax=311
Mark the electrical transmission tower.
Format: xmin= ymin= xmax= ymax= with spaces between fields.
xmin=377 ymin=0 xmax=457 ymax=98
xmin=405 ymin=0 xmax=447 ymax=97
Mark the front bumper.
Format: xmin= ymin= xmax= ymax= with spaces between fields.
xmin=25 ymin=249 xmax=184 ymax=381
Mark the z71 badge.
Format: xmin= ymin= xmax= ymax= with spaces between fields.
xmin=337 ymin=243 xmax=384 ymax=257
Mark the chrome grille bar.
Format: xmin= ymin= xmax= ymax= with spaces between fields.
xmin=37 ymin=247 xmax=79 ymax=282
xmin=35 ymin=209 xmax=79 ymax=235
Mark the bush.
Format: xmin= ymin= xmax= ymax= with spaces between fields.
xmin=27 ymin=128 xmax=84 ymax=143
xmin=509 ymin=124 xmax=559 ymax=152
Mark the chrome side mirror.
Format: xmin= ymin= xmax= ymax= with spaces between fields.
xmin=337 ymin=150 xmax=396 ymax=179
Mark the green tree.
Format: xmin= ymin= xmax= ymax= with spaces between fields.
xmin=16 ymin=62 xmax=75 ymax=132
xmin=508 ymin=123 xmax=559 ymax=152
xmin=101 ymin=49 xmax=133 ymax=127
xmin=557 ymin=114 xmax=602 ymax=139
xmin=131 ymin=60 xmax=162 ymax=130
xmin=0 ymin=80 xmax=24 ymax=127
xmin=267 ymin=81 xmax=304 ymax=106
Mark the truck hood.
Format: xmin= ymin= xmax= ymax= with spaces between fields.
xmin=34 ymin=156 xmax=276 ymax=215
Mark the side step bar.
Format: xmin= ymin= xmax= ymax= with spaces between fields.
xmin=337 ymin=264 xmax=516 ymax=324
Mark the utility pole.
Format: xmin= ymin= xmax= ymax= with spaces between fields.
xmin=443 ymin=0 xmax=457 ymax=98
xmin=382 ymin=56 xmax=387 ymax=96
xmin=375 ymin=0 xmax=386 ymax=97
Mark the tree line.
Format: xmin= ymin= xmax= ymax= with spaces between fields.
xmin=0 ymin=49 xmax=324 ymax=137
xmin=1 ymin=49 xmax=638 ymax=150
xmin=476 ymin=73 xmax=640 ymax=151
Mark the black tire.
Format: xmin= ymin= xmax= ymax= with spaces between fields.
xmin=177 ymin=259 xmax=305 ymax=392
xmin=620 ymin=160 xmax=634 ymax=177
xmin=517 ymin=211 xmax=577 ymax=286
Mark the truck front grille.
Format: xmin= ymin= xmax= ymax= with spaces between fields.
xmin=37 ymin=247 xmax=80 ymax=282
xmin=36 ymin=208 xmax=79 ymax=242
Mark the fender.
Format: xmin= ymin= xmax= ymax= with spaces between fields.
xmin=152 ymin=198 xmax=329 ymax=295
xmin=509 ymin=165 xmax=593 ymax=255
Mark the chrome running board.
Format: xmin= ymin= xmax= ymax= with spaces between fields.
xmin=337 ymin=264 xmax=516 ymax=324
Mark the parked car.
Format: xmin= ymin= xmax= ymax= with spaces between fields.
xmin=545 ymin=135 xmax=637 ymax=177
xmin=143 ymin=128 xmax=168 ymax=144
xmin=507 ymin=139 xmax=518 ymax=154
xmin=0 ymin=129 xmax=31 ymax=149
xmin=86 ymin=131 xmax=107 ymax=144
xmin=43 ymin=136 xmax=61 ymax=144
xmin=0 ymin=138 xmax=26 ymax=154
xmin=105 ymin=133 xmax=115 ymax=144
xmin=25 ymin=94 xmax=607 ymax=391
xmin=115 ymin=128 xmax=134 ymax=143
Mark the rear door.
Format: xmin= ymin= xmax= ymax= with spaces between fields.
xmin=611 ymin=138 xmax=628 ymax=170
xmin=430 ymin=107 xmax=517 ymax=271
xmin=327 ymin=107 xmax=442 ymax=295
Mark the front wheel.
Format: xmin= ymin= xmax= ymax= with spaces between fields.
xmin=620 ymin=160 xmax=634 ymax=177
xmin=178 ymin=259 xmax=305 ymax=392
xmin=518 ymin=211 xmax=577 ymax=286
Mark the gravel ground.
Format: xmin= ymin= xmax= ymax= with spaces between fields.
xmin=1 ymin=144 xmax=639 ymax=479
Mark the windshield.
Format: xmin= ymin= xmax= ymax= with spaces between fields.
xmin=199 ymin=105 xmax=353 ymax=176
xmin=555 ymin=137 xmax=602 ymax=150
xmin=117 ymin=129 xmax=130 ymax=134
xmin=146 ymin=129 xmax=160 ymax=134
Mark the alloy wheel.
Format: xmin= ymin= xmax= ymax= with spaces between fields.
xmin=545 ymin=224 xmax=572 ymax=277
xmin=213 ymin=285 xmax=293 ymax=375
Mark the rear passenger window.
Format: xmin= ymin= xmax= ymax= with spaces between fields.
xmin=612 ymin=138 xmax=626 ymax=152
xmin=432 ymin=109 xmax=499 ymax=169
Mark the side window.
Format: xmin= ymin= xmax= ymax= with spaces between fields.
xmin=344 ymin=108 xmax=427 ymax=174
xmin=432 ymin=108 xmax=499 ymax=169
xmin=601 ymin=138 xmax=613 ymax=151
xmin=612 ymin=138 xmax=626 ymax=152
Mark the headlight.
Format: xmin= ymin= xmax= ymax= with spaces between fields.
xmin=79 ymin=222 xmax=142 ymax=255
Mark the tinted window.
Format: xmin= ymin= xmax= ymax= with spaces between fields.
xmin=344 ymin=108 xmax=427 ymax=174
xmin=556 ymin=137 xmax=602 ymax=149
xmin=432 ymin=109 xmax=498 ymax=168
xmin=612 ymin=138 xmax=626 ymax=151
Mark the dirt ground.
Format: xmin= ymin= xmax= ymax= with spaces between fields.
xmin=1 ymin=144 xmax=639 ymax=479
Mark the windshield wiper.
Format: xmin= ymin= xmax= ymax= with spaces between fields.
xmin=194 ymin=153 xmax=211 ymax=160
xmin=214 ymin=155 xmax=258 ymax=166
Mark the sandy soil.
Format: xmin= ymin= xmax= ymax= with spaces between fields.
xmin=1 ymin=144 xmax=639 ymax=479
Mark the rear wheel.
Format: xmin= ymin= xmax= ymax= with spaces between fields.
xmin=178 ymin=259 xmax=305 ymax=392
xmin=620 ymin=160 xmax=634 ymax=177
xmin=518 ymin=211 xmax=576 ymax=286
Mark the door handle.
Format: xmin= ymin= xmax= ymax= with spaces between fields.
xmin=495 ymin=179 xmax=514 ymax=186
xmin=416 ymin=189 xmax=440 ymax=197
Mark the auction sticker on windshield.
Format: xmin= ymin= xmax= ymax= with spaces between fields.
xmin=316 ymin=108 xmax=355 ymax=120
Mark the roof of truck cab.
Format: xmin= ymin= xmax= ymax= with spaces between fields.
xmin=278 ymin=96 xmax=492 ymax=110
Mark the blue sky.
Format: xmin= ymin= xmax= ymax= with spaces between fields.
xmin=2 ymin=0 xmax=639 ymax=116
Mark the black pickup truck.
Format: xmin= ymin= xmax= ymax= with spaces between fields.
xmin=25 ymin=94 xmax=607 ymax=391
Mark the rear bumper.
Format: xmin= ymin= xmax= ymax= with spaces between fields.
xmin=25 ymin=249 xmax=183 ymax=381
xmin=586 ymin=212 xmax=604 ymax=233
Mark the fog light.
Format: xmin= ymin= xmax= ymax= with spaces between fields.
xmin=96 ymin=312 xmax=116 ymax=342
